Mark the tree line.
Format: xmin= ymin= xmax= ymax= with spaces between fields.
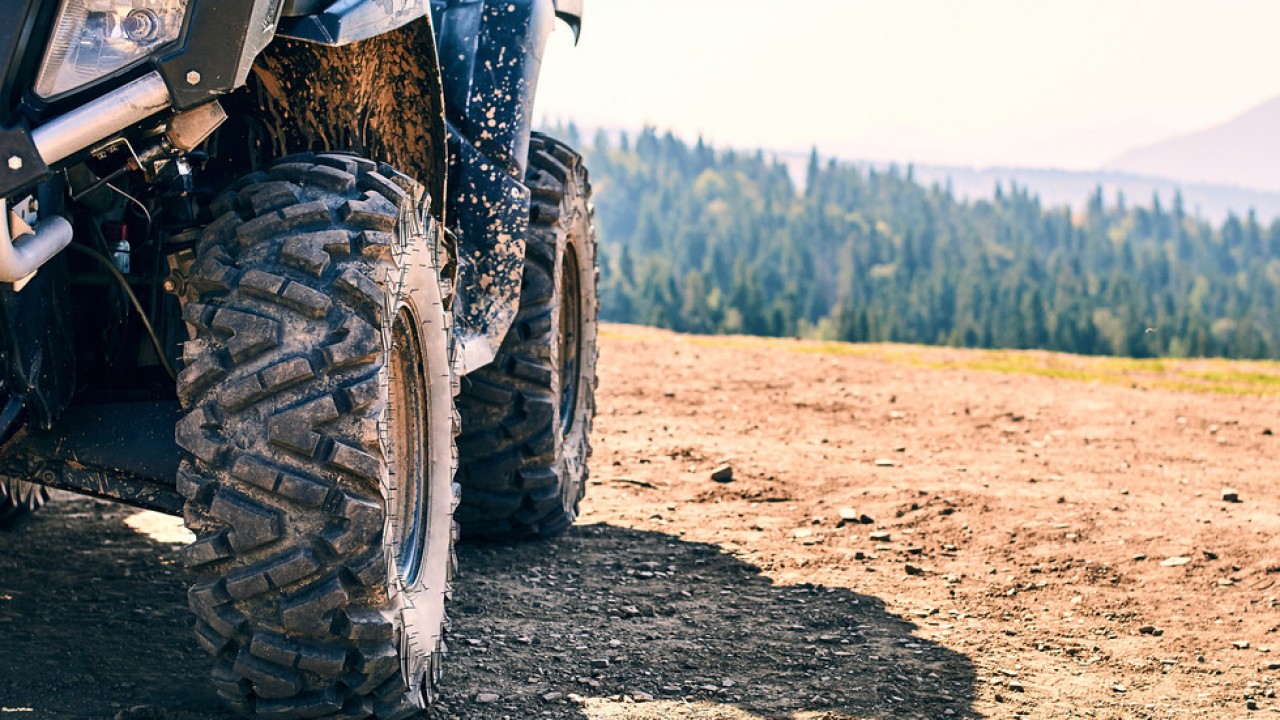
xmin=558 ymin=125 xmax=1280 ymax=359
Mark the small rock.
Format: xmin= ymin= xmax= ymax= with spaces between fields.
xmin=632 ymin=692 xmax=653 ymax=702
xmin=710 ymin=465 xmax=734 ymax=482
xmin=838 ymin=507 xmax=860 ymax=523
xmin=905 ymin=564 xmax=924 ymax=576
xmin=591 ymin=658 xmax=611 ymax=668
xmin=999 ymin=669 xmax=1019 ymax=677
xmin=1247 ymin=700 xmax=1260 ymax=710
xmin=1265 ymin=661 xmax=1280 ymax=670
xmin=1139 ymin=625 xmax=1163 ymax=636
xmin=860 ymin=514 xmax=875 ymax=524
xmin=114 ymin=707 xmax=165 ymax=720
xmin=542 ymin=692 xmax=564 ymax=702
xmin=874 ymin=458 xmax=896 ymax=468
xmin=1234 ymin=640 xmax=1251 ymax=650
xmin=1160 ymin=556 xmax=1191 ymax=567
xmin=475 ymin=693 xmax=500 ymax=704
xmin=818 ymin=634 xmax=840 ymax=643
xmin=906 ymin=546 xmax=924 ymax=555
xmin=1008 ymin=680 xmax=1024 ymax=692
xmin=793 ymin=528 xmax=813 ymax=539
xmin=870 ymin=531 xmax=891 ymax=542
xmin=1222 ymin=488 xmax=1241 ymax=503
xmin=1112 ymin=684 xmax=1127 ymax=693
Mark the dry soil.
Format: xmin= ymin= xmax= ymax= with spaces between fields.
xmin=2 ymin=323 xmax=1278 ymax=720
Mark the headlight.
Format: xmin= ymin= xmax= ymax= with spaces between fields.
xmin=35 ymin=0 xmax=189 ymax=100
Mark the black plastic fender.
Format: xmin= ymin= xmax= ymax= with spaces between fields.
xmin=432 ymin=0 xmax=557 ymax=373
xmin=278 ymin=1 xmax=432 ymax=46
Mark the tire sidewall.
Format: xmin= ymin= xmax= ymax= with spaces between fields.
xmin=382 ymin=187 xmax=456 ymax=702
xmin=550 ymin=166 xmax=598 ymax=522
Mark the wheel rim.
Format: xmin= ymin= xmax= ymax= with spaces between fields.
xmin=558 ymin=248 xmax=583 ymax=436
xmin=388 ymin=308 xmax=428 ymax=586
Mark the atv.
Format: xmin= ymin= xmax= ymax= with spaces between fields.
xmin=0 ymin=1 xmax=597 ymax=717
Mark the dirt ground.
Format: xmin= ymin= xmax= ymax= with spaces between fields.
xmin=3 ymin=323 xmax=1279 ymax=719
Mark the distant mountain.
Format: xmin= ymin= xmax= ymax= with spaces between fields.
xmin=899 ymin=165 xmax=1280 ymax=224
xmin=1105 ymin=95 xmax=1280 ymax=193
xmin=770 ymin=150 xmax=1280 ymax=223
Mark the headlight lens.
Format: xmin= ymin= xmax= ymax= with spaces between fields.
xmin=35 ymin=0 xmax=189 ymax=100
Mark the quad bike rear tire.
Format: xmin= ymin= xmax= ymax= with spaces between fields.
xmin=0 ymin=478 xmax=48 ymax=528
xmin=455 ymin=133 xmax=599 ymax=539
xmin=176 ymin=154 xmax=458 ymax=719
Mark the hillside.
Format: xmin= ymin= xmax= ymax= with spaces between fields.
xmin=1105 ymin=95 xmax=1280 ymax=193
xmin=574 ymin=127 xmax=1280 ymax=361
xmin=6 ymin=326 xmax=1279 ymax=718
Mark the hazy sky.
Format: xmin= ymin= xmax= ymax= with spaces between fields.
xmin=536 ymin=0 xmax=1280 ymax=170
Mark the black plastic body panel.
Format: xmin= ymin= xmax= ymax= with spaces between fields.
xmin=553 ymin=0 xmax=582 ymax=40
xmin=0 ymin=124 xmax=50 ymax=195
xmin=0 ymin=401 xmax=186 ymax=514
xmin=0 ymin=249 xmax=75 ymax=433
xmin=277 ymin=0 xmax=430 ymax=45
xmin=155 ymin=0 xmax=285 ymax=110
xmin=430 ymin=0 xmax=555 ymax=370
xmin=0 ymin=0 xmax=43 ymax=126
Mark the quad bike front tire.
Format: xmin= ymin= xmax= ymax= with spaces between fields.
xmin=455 ymin=133 xmax=599 ymax=539
xmin=0 ymin=478 xmax=48 ymax=528
xmin=176 ymin=154 xmax=458 ymax=719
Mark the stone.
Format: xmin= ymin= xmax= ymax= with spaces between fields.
xmin=542 ymin=692 xmax=564 ymax=702
xmin=114 ymin=708 xmax=165 ymax=720
xmin=1160 ymin=556 xmax=1191 ymax=567
xmin=1233 ymin=640 xmax=1251 ymax=650
xmin=1222 ymin=488 xmax=1241 ymax=503
xmin=869 ymin=531 xmax=891 ymax=542
xmin=874 ymin=458 xmax=896 ymax=468
xmin=710 ymin=465 xmax=734 ymax=482
xmin=475 ymin=693 xmax=500 ymax=704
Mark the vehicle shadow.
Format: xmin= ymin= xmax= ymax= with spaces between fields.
xmin=438 ymin=523 xmax=978 ymax=720
xmin=0 ymin=494 xmax=236 ymax=719
xmin=0 ymin=500 xmax=978 ymax=720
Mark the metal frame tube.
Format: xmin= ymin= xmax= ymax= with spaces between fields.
xmin=31 ymin=71 xmax=171 ymax=166
xmin=0 ymin=199 xmax=73 ymax=283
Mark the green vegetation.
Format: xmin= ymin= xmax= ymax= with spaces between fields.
xmin=560 ymin=125 xmax=1280 ymax=360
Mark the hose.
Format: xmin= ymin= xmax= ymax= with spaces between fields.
xmin=65 ymin=241 xmax=178 ymax=381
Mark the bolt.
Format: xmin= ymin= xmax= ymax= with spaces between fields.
xmin=7 ymin=156 xmax=22 ymax=171
xmin=162 ymin=278 xmax=179 ymax=294
xmin=185 ymin=70 xmax=201 ymax=85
